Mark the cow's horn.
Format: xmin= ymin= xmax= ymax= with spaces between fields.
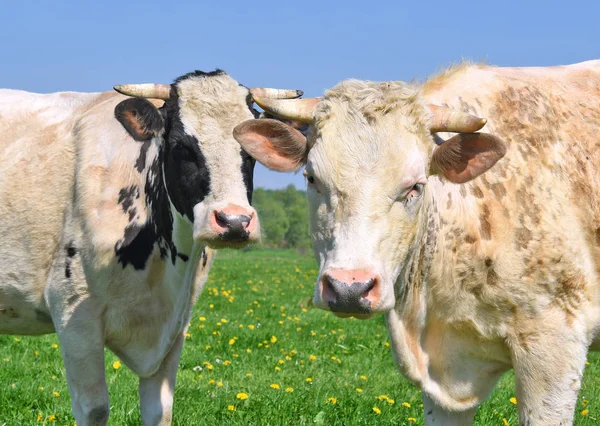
xmin=427 ymin=104 xmax=487 ymax=133
xmin=113 ymin=84 xmax=171 ymax=100
xmin=253 ymin=97 xmax=319 ymax=123
xmin=249 ymin=88 xmax=304 ymax=99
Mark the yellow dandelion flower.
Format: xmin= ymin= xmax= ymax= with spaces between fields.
xmin=327 ymin=397 xmax=337 ymax=404
xmin=236 ymin=392 xmax=248 ymax=400
xmin=208 ymin=379 xmax=215 ymax=385
xmin=360 ymin=375 xmax=367 ymax=381
xmin=385 ymin=342 xmax=390 ymax=347
xmin=502 ymin=419 xmax=509 ymax=426
xmin=37 ymin=413 xmax=43 ymax=421
xmin=223 ymin=360 xmax=231 ymax=366
xmin=373 ymin=407 xmax=381 ymax=414
xmin=278 ymin=359 xmax=285 ymax=365
xmin=270 ymin=383 xmax=280 ymax=389
xmin=34 ymin=350 xmax=39 ymax=356
xmin=227 ymin=404 xmax=235 ymax=411
xmin=217 ymin=381 xmax=223 ymax=387
xmin=199 ymin=316 xmax=206 ymax=321
xmin=270 ymin=336 xmax=277 ymax=343
xmin=356 ymin=388 xmax=363 ymax=393
xmin=209 ymin=304 xmax=214 ymax=309
xmin=185 ymin=332 xmax=191 ymax=338
xmin=583 ymin=399 xmax=589 ymax=406
xmin=221 ymin=319 xmax=228 ymax=323
xmin=306 ymin=377 xmax=313 ymax=383
xmin=47 ymin=414 xmax=56 ymax=422
xmin=229 ymin=339 xmax=236 ymax=345
xmin=246 ymin=349 xmax=252 ymax=354
xmin=246 ymin=373 xmax=252 ymax=377
xmin=113 ymin=361 xmax=121 ymax=370
xmin=274 ymin=366 xmax=281 ymax=371
xmin=408 ymin=418 xmax=416 ymax=422
xmin=309 ymin=355 xmax=317 ymax=361
xmin=39 ymin=387 xmax=44 ymax=391
xmin=51 ymin=343 xmax=58 ymax=349
xmin=52 ymin=391 xmax=60 ymax=397
xmin=402 ymin=402 xmax=410 ymax=408
xmin=14 ymin=337 xmax=20 ymax=342
xmin=509 ymin=397 xmax=517 ymax=405
xmin=285 ymin=387 xmax=294 ymax=393
xmin=387 ymin=398 xmax=395 ymax=405
xmin=248 ymin=325 xmax=255 ymax=330
xmin=582 ymin=409 xmax=589 ymax=416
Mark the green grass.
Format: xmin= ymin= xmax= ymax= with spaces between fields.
xmin=1 ymin=249 xmax=599 ymax=425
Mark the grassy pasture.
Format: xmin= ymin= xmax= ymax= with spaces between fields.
xmin=1 ymin=249 xmax=599 ymax=425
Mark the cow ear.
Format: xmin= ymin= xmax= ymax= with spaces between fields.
xmin=233 ymin=118 xmax=309 ymax=172
xmin=115 ymin=98 xmax=164 ymax=142
xmin=430 ymin=133 xmax=507 ymax=184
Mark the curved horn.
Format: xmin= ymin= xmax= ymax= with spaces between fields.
xmin=113 ymin=83 xmax=171 ymax=100
xmin=427 ymin=105 xmax=487 ymax=133
xmin=253 ymin=97 xmax=319 ymax=123
xmin=249 ymin=88 xmax=303 ymax=99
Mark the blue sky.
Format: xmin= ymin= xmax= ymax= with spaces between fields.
xmin=2 ymin=0 xmax=598 ymax=189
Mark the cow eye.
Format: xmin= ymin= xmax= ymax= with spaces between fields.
xmin=303 ymin=170 xmax=316 ymax=185
xmin=404 ymin=183 xmax=424 ymax=203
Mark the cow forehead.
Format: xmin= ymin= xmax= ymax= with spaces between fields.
xmin=308 ymin=79 xmax=431 ymax=193
xmin=175 ymin=73 xmax=254 ymax=142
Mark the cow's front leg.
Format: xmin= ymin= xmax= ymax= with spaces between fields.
xmin=138 ymin=332 xmax=185 ymax=426
xmin=422 ymin=393 xmax=478 ymax=426
xmin=511 ymin=319 xmax=588 ymax=426
xmin=53 ymin=299 xmax=110 ymax=426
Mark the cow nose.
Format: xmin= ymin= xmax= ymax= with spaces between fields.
xmin=211 ymin=205 xmax=257 ymax=240
xmin=321 ymin=268 xmax=380 ymax=313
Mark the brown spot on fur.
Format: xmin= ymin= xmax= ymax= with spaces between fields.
xmin=487 ymin=266 xmax=499 ymax=286
xmin=465 ymin=234 xmax=477 ymax=244
xmin=515 ymin=227 xmax=533 ymax=250
xmin=485 ymin=257 xmax=492 ymax=267
xmin=471 ymin=185 xmax=484 ymax=198
xmin=480 ymin=204 xmax=492 ymax=240
xmin=595 ymin=228 xmax=600 ymax=246
xmin=491 ymin=182 xmax=507 ymax=199
xmin=446 ymin=192 xmax=452 ymax=209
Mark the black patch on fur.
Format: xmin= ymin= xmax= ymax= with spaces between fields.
xmin=114 ymin=98 xmax=164 ymax=142
xmin=35 ymin=309 xmax=53 ymax=324
xmin=162 ymin=87 xmax=211 ymax=220
xmin=177 ymin=253 xmax=189 ymax=262
xmin=65 ymin=241 xmax=77 ymax=278
xmin=202 ymin=249 xmax=208 ymax=268
xmin=174 ymin=69 xmax=226 ymax=85
xmin=135 ymin=141 xmax=151 ymax=172
xmin=115 ymin=151 xmax=180 ymax=269
xmin=241 ymin=149 xmax=256 ymax=204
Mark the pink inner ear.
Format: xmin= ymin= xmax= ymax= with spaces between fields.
xmin=233 ymin=119 xmax=308 ymax=172
xmin=430 ymin=133 xmax=507 ymax=184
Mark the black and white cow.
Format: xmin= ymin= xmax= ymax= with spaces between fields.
xmin=0 ymin=70 xmax=301 ymax=425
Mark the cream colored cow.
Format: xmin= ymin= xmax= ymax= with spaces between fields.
xmin=234 ymin=60 xmax=600 ymax=425
xmin=0 ymin=71 xmax=300 ymax=426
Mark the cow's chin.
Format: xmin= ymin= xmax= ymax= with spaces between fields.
xmin=331 ymin=312 xmax=376 ymax=320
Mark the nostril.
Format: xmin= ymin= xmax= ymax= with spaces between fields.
xmin=215 ymin=211 xmax=230 ymax=229
xmin=363 ymin=278 xmax=376 ymax=298
xmin=239 ymin=214 xmax=253 ymax=229
xmin=322 ymin=275 xmax=336 ymax=303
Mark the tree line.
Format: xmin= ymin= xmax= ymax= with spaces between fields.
xmin=252 ymin=185 xmax=310 ymax=249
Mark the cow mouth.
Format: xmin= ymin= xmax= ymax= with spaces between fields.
xmin=331 ymin=312 xmax=376 ymax=320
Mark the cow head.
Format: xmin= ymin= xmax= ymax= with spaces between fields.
xmin=113 ymin=70 xmax=302 ymax=249
xmin=234 ymin=80 xmax=506 ymax=316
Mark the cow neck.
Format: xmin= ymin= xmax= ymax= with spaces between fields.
xmin=142 ymin=146 xmax=205 ymax=293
